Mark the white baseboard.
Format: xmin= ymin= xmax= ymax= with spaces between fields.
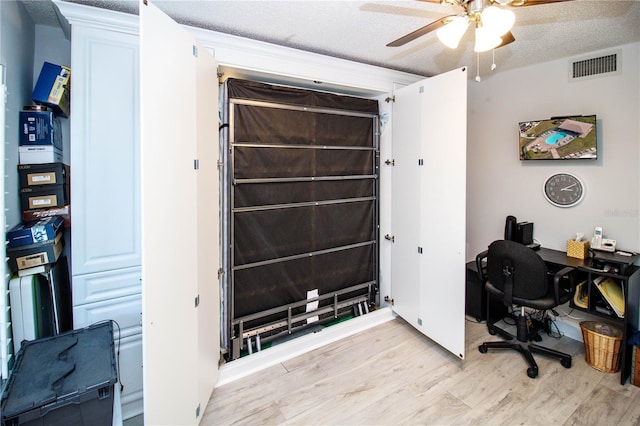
xmin=216 ymin=307 xmax=396 ymax=387
xmin=552 ymin=303 xmax=606 ymax=343
xmin=554 ymin=315 xmax=584 ymax=342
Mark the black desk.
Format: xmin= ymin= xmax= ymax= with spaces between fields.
xmin=538 ymin=246 xmax=639 ymax=274
xmin=468 ymin=246 xmax=640 ymax=385
xmin=465 ymin=260 xmax=506 ymax=322
xmin=465 ymin=247 xmax=588 ymax=321
xmin=536 ymin=247 xmax=589 ymax=268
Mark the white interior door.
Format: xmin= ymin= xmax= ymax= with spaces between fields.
xmin=140 ymin=1 xmax=219 ymax=424
xmin=391 ymin=67 xmax=467 ymax=359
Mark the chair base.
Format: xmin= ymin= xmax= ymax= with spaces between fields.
xmin=480 ymin=313 xmax=572 ymax=378
xmin=478 ymin=340 xmax=572 ymax=378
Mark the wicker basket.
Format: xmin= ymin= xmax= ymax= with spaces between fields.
xmin=580 ymin=321 xmax=623 ymax=373
xmin=633 ymin=346 xmax=640 ymax=387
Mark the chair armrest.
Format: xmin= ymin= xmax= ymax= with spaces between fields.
xmin=552 ymin=266 xmax=575 ymax=303
xmin=476 ymin=249 xmax=489 ymax=283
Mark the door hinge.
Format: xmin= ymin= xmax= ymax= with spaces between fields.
xmin=385 ymin=159 xmax=395 ymax=166
xmin=195 ymin=294 xmax=200 ymax=308
xmin=418 ymin=247 xmax=423 ymax=254
xmin=193 ymin=45 xmax=198 ymax=57
xmin=384 ymin=295 xmax=394 ymax=305
xmin=418 ymin=159 xmax=424 ymax=166
xmin=196 ymin=403 xmax=201 ymax=418
xmin=217 ymin=268 xmax=224 ymax=279
xmin=194 ymin=159 xmax=199 ymax=170
xmin=385 ymin=95 xmax=395 ymax=103
xmin=384 ymin=234 xmax=395 ymax=243
xmin=217 ymin=160 xmax=224 ymax=170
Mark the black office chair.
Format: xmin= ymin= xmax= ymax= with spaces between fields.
xmin=476 ymin=240 xmax=574 ymax=378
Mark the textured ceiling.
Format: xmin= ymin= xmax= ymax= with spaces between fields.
xmin=22 ymin=0 xmax=640 ymax=78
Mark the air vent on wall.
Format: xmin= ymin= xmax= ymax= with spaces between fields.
xmin=570 ymin=51 xmax=620 ymax=81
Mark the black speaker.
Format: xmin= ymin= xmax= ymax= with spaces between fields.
xmin=516 ymin=222 xmax=534 ymax=245
xmin=504 ymin=215 xmax=517 ymax=241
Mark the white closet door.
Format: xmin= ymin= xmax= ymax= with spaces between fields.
xmin=140 ymin=1 xmax=219 ymax=424
xmin=391 ymin=67 xmax=467 ymax=359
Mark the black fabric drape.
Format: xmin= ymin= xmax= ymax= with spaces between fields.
xmin=234 ymin=179 xmax=374 ymax=208
xmin=227 ymin=78 xmax=378 ymax=113
xmin=228 ymin=78 xmax=378 ymax=330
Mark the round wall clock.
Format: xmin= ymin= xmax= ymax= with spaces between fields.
xmin=543 ymin=173 xmax=585 ymax=208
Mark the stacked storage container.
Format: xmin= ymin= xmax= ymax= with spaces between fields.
xmin=5 ymin=62 xmax=73 ymax=355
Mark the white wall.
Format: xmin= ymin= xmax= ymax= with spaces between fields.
xmin=1 ymin=1 xmax=35 ymax=228
xmin=466 ymin=42 xmax=640 ymax=260
xmin=0 ymin=14 xmax=70 ymax=229
xmin=33 ymin=25 xmax=70 ymax=165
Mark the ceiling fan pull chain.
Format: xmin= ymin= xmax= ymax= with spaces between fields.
xmin=491 ymin=49 xmax=497 ymax=71
xmin=475 ymin=52 xmax=481 ymax=82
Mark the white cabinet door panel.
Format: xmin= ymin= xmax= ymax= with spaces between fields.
xmin=73 ymin=294 xmax=142 ymax=340
xmin=140 ymin=2 xmax=220 ymax=424
xmin=72 ymin=267 xmax=141 ymax=305
xmin=195 ymin=12 xmax=221 ymax=413
xmin=70 ymin=26 xmax=141 ymax=276
xmin=389 ymin=90 xmax=422 ymax=324
xmin=391 ymin=67 xmax=467 ymax=359
xmin=417 ymin=68 xmax=467 ymax=359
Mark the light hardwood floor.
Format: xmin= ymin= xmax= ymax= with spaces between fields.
xmin=202 ymin=316 xmax=640 ymax=425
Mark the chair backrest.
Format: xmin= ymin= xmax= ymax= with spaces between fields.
xmin=486 ymin=240 xmax=548 ymax=300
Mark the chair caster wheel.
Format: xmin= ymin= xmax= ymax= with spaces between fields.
xmin=478 ymin=344 xmax=488 ymax=354
xmin=561 ymin=357 xmax=572 ymax=368
xmin=527 ymin=367 xmax=538 ymax=378
xmin=488 ymin=329 xmax=497 ymax=335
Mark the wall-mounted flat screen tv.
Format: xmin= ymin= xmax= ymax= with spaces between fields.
xmin=519 ymin=115 xmax=597 ymax=160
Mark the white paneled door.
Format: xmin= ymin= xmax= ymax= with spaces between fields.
xmin=390 ymin=67 xmax=467 ymax=360
xmin=140 ymin=1 xmax=220 ymax=424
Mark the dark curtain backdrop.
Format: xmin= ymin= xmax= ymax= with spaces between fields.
xmin=228 ymin=78 xmax=379 ymax=329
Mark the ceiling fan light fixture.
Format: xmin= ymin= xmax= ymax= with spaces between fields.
xmin=436 ymin=16 xmax=469 ymax=49
xmin=480 ymin=6 xmax=515 ymax=36
xmin=474 ymin=26 xmax=502 ymax=52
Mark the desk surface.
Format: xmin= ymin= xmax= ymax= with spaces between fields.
xmin=537 ymin=247 xmax=588 ymax=268
xmin=470 ymin=246 xmax=639 ymax=277
xmin=537 ymin=246 xmax=639 ymax=276
xmin=468 ymin=247 xmax=587 ymax=271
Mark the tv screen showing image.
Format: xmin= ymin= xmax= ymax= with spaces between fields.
xmin=519 ymin=115 xmax=597 ymax=160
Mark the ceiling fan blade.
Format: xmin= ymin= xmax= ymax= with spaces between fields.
xmin=386 ymin=15 xmax=455 ymax=47
xmin=496 ymin=31 xmax=515 ymax=48
xmin=505 ymin=0 xmax=573 ymax=7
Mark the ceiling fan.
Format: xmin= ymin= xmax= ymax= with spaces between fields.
xmin=387 ymin=0 xmax=573 ymax=53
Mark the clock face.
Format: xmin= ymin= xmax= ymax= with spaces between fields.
xmin=543 ymin=173 xmax=584 ymax=207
